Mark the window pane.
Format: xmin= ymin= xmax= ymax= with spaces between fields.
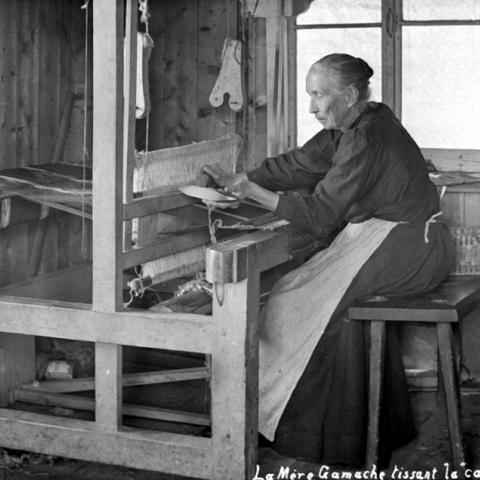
xmin=296 ymin=28 xmax=381 ymax=145
xmin=297 ymin=0 xmax=380 ymax=25
xmin=402 ymin=26 xmax=480 ymax=149
xmin=404 ymin=0 xmax=480 ymax=21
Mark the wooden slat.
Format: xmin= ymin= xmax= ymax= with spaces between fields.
xmin=0 ymin=297 xmax=213 ymax=353
xmin=92 ymin=0 xmax=124 ymax=312
xmin=20 ymin=367 xmax=209 ymax=393
xmin=0 ymin=409 xmax=212 ymax=478
xmin=210 ymin=241 xmax=259 ymax=479
xmin=14 ymin=387 xmax=210 ymax=427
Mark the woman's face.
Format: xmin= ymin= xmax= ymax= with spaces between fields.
xmin=306 ymin=68 xmax=351 ymax=130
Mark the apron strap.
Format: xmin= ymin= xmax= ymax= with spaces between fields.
xmin=424 ymin=211 xmax=443 ymax=243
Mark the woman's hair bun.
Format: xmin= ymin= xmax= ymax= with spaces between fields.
xmin=356 ymin=57 xmax=374 ymax=79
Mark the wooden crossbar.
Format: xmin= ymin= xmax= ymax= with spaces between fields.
xmin=14 ymin=388 xmax=210 ymax=426
xmin=0 ymin=297 xmax=213 ymax=352
xmin=0 ymin=409 xmax=211 ymax=478
xmin=20 ymin=367 xmax=209 ymax=393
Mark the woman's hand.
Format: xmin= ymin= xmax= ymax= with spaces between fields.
xmin=203 ymin=164 xmax=280 ymax=212
xmin=202 ymin=164 xmax=251 ymax=199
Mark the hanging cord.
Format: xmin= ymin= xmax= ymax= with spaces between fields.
xmin=206 ymin=203 xmax=218 ymax=244
xmin=80 ymin=0 xmax=91 ymax=258
xmin=139 ymin=0 xmax=151 ymax=156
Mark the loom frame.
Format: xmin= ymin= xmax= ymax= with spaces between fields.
xmin=0 ymin=1 xmax=301 ymax=478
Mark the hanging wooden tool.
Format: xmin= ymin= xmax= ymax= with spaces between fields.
xmin=134 ymin=32 xmax=154 ymax=119
xmin=209 ymin=38 xmax=244 ymax=112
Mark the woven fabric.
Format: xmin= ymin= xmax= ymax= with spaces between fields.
xmin=258 ymin=217 xmax=398 ymax=440
xmin=134 ymin=134 xmax=240 ymax=284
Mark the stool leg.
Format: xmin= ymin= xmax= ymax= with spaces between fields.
xmin=437 ymin=323 xmax=465 ymax=469
xmin=366 ymin=320 xmax=386 ymax=468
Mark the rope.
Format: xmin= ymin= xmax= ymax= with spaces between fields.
xmin=206 ymin=203 xmax=218 ymax=244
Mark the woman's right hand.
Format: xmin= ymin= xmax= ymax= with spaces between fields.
xmin=202 ymin=164 xmax=251 ymax=200
xmin=202 ymin=164 xmax=237 ymax=188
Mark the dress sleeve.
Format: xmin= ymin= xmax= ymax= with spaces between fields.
xmin=246 ymin=129 xmax=336 ymax=191
xmin=274 ymin=126 xmax=379 ymax=237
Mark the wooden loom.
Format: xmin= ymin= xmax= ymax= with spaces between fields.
xmin=0 ymin=1 xmax=317 ymax=478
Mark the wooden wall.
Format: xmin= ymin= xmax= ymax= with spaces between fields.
xmin=0 ymin=0 xmax=85 ymax=168
xmin=0 ymin=0 xmax=88 ymax=289
xmin=142 ymin=0 xmax=238 ymax=150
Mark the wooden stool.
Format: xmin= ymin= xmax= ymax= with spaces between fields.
xmin=347 ymin=276 xmax=480 ymax=469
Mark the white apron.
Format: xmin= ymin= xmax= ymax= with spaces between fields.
xmin=259 ymin=218 xmax=398 ymax=440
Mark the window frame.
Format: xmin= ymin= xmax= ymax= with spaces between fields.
xmin=295 ymin=0 xmax=480 ymax=170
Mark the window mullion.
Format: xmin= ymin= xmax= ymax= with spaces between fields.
xmin=382 ymin=0 xmax=402 ymax=117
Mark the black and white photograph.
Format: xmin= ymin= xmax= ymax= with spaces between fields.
xmin=0 ymin=0 xmax=479 ymax=479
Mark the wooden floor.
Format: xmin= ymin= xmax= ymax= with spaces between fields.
xmin=2 ymin=389 xmax=480 ymax=479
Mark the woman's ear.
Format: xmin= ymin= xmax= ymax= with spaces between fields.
xmin=346 ymin=85 xmax=359 ymax=108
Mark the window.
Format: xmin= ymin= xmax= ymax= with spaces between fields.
xmin=296 ymin=0 xmax=480 ymax=159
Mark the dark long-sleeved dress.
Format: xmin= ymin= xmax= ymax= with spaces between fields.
xmin=247 ymin=102 xmax=455 ymax=466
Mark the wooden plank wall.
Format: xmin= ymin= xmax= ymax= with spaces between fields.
xmin=144 ymin=0 xmax=239 ymax=150
xmin=0 ymin=0 xmax=79 ymax=167
xmin=0 ymin=0 xmax=89 ymax=289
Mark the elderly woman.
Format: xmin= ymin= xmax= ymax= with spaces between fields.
xmin=204 ymin=53 xmax=454 ymax=466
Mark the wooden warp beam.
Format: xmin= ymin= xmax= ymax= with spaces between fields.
xmin=133 ymin=134 xmax=241 ymax=285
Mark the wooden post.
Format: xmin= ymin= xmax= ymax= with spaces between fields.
xmin=0 ymin=334 xmax=35 ymax=407
xmin=95 ymin=343 xmax=122 ymax=431
xmin=437 ymin=323 xmax=465 ymax=469
xmin=207 ymin=244 xmax=260 ymax=480
xmin=92 ymin=0 xmax=124 ymax=312
xmin=366 ymin=320 xmax=386 ymax=469
xmin=92 ymin=0 xmax=124 ymax=432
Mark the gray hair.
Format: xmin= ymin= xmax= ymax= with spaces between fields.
xmin=311 ymin=53 xmax=374 ymax=102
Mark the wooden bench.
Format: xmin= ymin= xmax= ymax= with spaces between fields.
xmin=347 ymin=275 xmax=480 ymax=470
